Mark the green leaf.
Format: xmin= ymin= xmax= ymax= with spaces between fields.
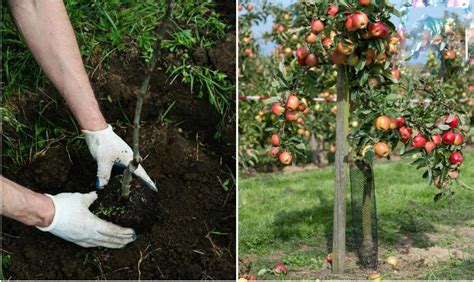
xmin=355 ymin=58 xmax=366 ymax=73
xmin=263 ymin=96 xmax=279 ymax=105
xmin=436 ymin=124 xmax=451 ymax=130
xmin=403 ymin=149 xmax=419 ymax=157
xmin=385 ymin=94 xmax=398 ymax=101
xmin=296 ymin=143 xmax=307 ymax=150
xmin=364 ymin=148 xmax=375 ymax=163
xmin=257 ymin=269 xmax=268 ymax=276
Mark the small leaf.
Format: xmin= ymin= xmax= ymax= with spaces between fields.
xmin=436 ymin=124 xmax=451 ymax=130
xmin=257 ymin=269 xmax=268 ymax=276
xmin=385 ymin=94 xmax=398 ymax=101
xmin=296 ymin=143 xmax=307 ymax=150
xmin=402 ymin=149 xmax=419 ymax=157
xmin=263 ymin=96 xmax=279 ymax=105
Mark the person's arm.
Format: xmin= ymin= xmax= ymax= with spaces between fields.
xmin=7 ymin=0 xmax=157 ymax=190
xmin=1 ymin=176 xmax=136 ymax=249
xmin=1 ymin=176 xmax=54 ymax=227
xmin=7 ymin=0 xmax=106 ymax=131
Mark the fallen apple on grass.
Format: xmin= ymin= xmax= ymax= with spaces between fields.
xmin=386 ymin=255 xmax=398 ymax=266
xmin=368 ymin=271 xmax=381 ymax=281
xmin=273 ymin=263 xmax=288 ymax=276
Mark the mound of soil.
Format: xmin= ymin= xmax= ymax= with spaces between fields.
xmin=90 ymin=176 xmax=160 ymax=234
xmin=2 ymin=33 xmax=235 ymax=279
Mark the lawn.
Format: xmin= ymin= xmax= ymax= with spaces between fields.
xmin=238 ymin=151 xmax=474 ymax=280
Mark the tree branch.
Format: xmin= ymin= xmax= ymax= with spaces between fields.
xmin=121 ymin=0 xmax=175 ymax=198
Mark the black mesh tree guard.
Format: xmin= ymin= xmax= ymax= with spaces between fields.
xmin=350 ymin=158 xmax=378 ymax=269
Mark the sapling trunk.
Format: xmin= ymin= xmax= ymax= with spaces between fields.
xmin=360 ymin=182 xmax=374 ymax=262
xmin=121 ymin=0 xmax=175 ymax=199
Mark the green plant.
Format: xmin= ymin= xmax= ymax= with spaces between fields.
xmin=1 ymin=254 xmax=12 ymax=280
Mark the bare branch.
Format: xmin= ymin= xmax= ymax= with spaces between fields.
xmin=121 ymin=0 xmax=175 ymax=198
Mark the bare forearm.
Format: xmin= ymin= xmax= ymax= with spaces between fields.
xmin=1 ymin=176 xmax=54 ymax=227
xmin=7 ymin=0 xmax=106 ymax=131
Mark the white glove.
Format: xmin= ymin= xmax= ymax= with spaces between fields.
xmin=82 ymin=124 xmax=157 ymax=191
xmin=36 ymin=192 xmax=136 ymax=248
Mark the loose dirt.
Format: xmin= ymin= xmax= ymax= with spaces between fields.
xmin=2 ymin=30 xmax=235 ymax=279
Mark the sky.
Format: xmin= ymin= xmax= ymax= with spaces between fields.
xmin=249 ymin=0 xmax=470 ymax=64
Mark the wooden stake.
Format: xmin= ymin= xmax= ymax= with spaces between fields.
xmin=332 ymin=64 xmax=349 ymax=273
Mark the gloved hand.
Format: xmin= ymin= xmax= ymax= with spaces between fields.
xmin=36 ymin=191 xmax=136 ymax=248
xmin=82 ymin=124 xmax=157 ymax=191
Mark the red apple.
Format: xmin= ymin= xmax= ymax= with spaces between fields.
xmin=305 ymin=33 xmax=318 ymax=44
xmin=337 ymin=42 xmax=355 ymax=55
xmin=272 ymin=103 xmax=285 ymax=116
xmin=449 ymin=151 xmax=463 ymax=165
xmin=374 ymin=142 xmax=389 ymax=157
xmin=359 ymin=0 xmax=371 ymax=5
xmin=279 ymin=152 xmax=292 ymax=165
xmin=375 ymin=116 xmax=391 ymax=131
xmin=395 ymin=117 xmax=405 ymax=127
xmin=444 ymin=50 xmax=456 ymax=60
xmin=391 ymin=69 xmax=401 ymax=81
xmin=345 ymin=15 xmax=355 ymax=32
xmin=297 ymin=57 xmax=307 ymax=66
xmin=400 ymin=126 xmax=413 ymax=142
xmin=425 ymin=141 xmax=436 ymax=154
xmin=305 ymin=53 xmax=318 ymax=66
xmin=286 ymin=95 xmax=299 ymax=110
xmin=351 ymin=12 xmax=369 ymax=30
xmin=322 ymin=37 xmax=333 ymax=49
xmin=285 ymin=110 xmax=298 ymax=121
xmin=273 ymin=263 xmax=288 ymax=276
xmin=311 ymin=19 xmax=324 ymax=34
xmin=412 ymin=134 xmax=427 ymax=149
xmin=432 ymin=134 xmax=442 ymax=145
xmin=296 ymin=47 xmax=309 ymax=60
xmin=369 ymin=22 xmax=388 ymax=38
xmin=442 ymin=131 xmax=455 ymax=144
xmin=269 ymin=146 xmax=280 ymax=158
xmin=444 ymin=115 xmax=459 ymax=128
xmin=453 ymin=133 xmax=463 ymax=145
xmin=328 ymin=4 xmax=338 ymax=16
xmin=271 ymin=134 xmax=280 ymax=146
xmin=380 ymin=24 xmax=390 ymax=38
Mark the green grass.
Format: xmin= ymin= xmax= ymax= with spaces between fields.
xmin=239 ymin=151 xmax=474 ymax=279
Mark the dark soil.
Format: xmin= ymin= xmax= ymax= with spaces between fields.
xmin=2 ymin=31 xmax=236 ymax=279
xmin=90 ymin=176 xmax=160 ymax=234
